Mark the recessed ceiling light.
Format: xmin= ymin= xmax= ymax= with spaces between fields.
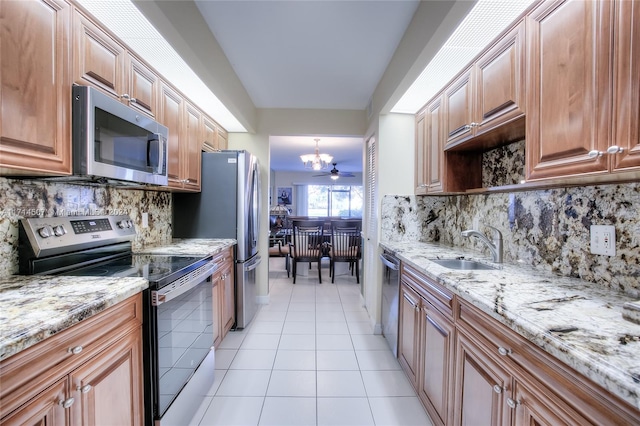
xmin=392 ymin=0 xmax=536 ymax=114
xmin=76 ymin=0 xmax=246 ymax=132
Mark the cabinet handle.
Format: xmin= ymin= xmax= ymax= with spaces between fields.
xmin=68 ymin=345 xmax=83 ymax=355
xmin=493 ymin=385 xmax=502 ymax=394
xmin=506 ymin=398 xmax=520 ymax=409
xmin=59 ymin=397 xmax=75 ymax=409
xmin=607 ymin=145 xmax=624 ymax=154
xmin=464 ymin=124 xmax=472 ymax=131
xmin=120 ymin=93 xmax=137 ymax=103
xmin=403 ymin=293 xmax=417 ymax=308
xmin=78 ymin=384 xmax=92 ymax=394
xmin=418 ymin=184 xmax=428 ymax=188
xmin=497 ymin=347 xmax=511 ymax=356
xmin=588 ymin=150 xmax=603 ymax=158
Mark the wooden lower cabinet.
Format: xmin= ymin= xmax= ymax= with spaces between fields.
xmin=418 ymin=303 xmax=455 ymax=426
xmin=398 ymin=282 xmax=420 ymax=388
xmin=398 ymin=267 xmax=640 ymax=426
xmin=0 ymin=294 xmax=143 ymax=426
xmin=211 ymin=247 xmax=235 ymax=340
xmin=453 ymin=328 xmax=512 ymax=426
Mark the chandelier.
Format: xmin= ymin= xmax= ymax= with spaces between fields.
xmin=300 ymin=138 xmax=333 ymax=171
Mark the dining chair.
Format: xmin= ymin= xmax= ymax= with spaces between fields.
xmin=290 ymin=220 xmax=325 ymax=284
xmin=329 ymin=219 xmax=362 ymax=283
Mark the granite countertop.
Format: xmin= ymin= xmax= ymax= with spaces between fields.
xmin=0 ymin=275 xmax=148 ymax=361
xmin=0 ymin=238 xmax=236 ymax=362
xmin=135 ymin=238 xmax=236 ymax=256
xmin=380 ymin=240 xmax=640 ymax=410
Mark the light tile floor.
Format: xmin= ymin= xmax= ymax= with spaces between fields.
xmin=174 ymin=257 xmax=433 ymax=426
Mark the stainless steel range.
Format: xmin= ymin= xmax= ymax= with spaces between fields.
xmin=18 ymin=215 xmax=217 ymax=426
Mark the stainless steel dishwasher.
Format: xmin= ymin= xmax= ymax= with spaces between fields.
xmin=380 ymin=251 xmax=400 ymax=357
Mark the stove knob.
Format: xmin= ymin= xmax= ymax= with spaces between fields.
xmin=53 ymin=225 xmax=67 ymax=237
xmin=127 ymin=220 xmax=134 ymax=229
xmin=38 ymin=226 xmax=53 ymax=238
xmin=117 ymin=220 xmax=127 ymax=229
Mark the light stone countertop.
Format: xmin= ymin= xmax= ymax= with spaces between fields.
xmin=380 ymin=240 xmax=640 ymax=410
xmin=0 ymin=275 xmax=148 ymax=361
xmin=0 ymin=238 xmax=236 ymax=362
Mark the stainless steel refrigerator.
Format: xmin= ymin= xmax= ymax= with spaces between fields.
xmin=173 ymin=150 xmax=261 ymax=329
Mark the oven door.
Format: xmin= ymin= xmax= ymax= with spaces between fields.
xmin=144 ymin=261 xmax=218 ymax=422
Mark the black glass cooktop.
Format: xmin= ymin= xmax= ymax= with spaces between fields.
xmin=65 ymin=254 xmax=210 ymax=287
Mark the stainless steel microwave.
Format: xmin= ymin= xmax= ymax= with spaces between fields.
xmin=72 ymin=85 xmax=169 ymax=186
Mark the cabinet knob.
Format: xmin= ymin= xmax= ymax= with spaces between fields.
xmin=506 ymin=398 xmax=520 ymax=409
xmin=68 ymin=345 xmax=83 ymax=355
xmin=79 ymin=384 xmax=92 ymax=394
xmin=59 ymin=397 xmax=75 ymax=409
xmin=418 ymin=184 xmax=428 ymax=188
xmin=120 ymin=93 xmax=137 ymax=103
xmin=497 ymin=347 xmax=511 ymax=356
xmin=588 ymin=150 xmax=603 ymax=158
xmin=470 ymin=122 xmax=479 ymax=128
xmin=493 ymin=385 xmax=502 ymax=394
xmin=606 ymin=145 xmax=624 ymax=155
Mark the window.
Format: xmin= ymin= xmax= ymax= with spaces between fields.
xmin=307 ymin=185 xmax=363 ymax=217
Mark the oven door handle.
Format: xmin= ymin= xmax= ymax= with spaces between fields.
xmin=152 ymin=261 xmax=218 ymax=306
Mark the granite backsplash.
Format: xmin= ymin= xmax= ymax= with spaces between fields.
xmin=381 ymin=182 xmax=640 ymax=297
xmin=0 ymin=177 xmax=172 ymax=277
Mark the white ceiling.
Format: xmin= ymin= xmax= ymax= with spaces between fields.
xmin=194 ymin=1 xmax=420 ymax=111
xmin=193 ymin=0 xmax=420 ymax=173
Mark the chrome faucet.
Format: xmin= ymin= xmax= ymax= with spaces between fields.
xmin=461 ymin=226 xmax=503 ymax=263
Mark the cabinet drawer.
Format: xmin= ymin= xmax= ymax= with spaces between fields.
xmin=0 ymin=294 xmax=142 ymax=413
xmin=401 ymin=263 xmax=454 ymax=318
xmin=212 ymin=246 xmax=234 ymax=265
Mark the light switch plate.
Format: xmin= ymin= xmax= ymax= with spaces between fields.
xmin=590 ymin=225 xmax=615 ymax=256
xmin=142 ymin=212 xmax=149 ymax=228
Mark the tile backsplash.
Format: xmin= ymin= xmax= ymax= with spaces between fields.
xmin=0 ymin=177 xmax=172 ymax=277
xmin=381 ymin=182 xmax=640 ymax=297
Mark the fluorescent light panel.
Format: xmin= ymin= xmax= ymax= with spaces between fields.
xmin=392 ymin=0 xmax=536 ymax=114
xmin=76 ymin=0 xmax=246 ymax=132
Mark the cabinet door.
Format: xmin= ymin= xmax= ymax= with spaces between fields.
xmin=221 ymin=261 xmax=235 ymax=335
xmin=158 ymin=82 xmax=183 ymax=188
xmin=453 ymin=330 xmax=512 ymax=426
xmin=526 ymin=0 xmax=613 ymax=180
xmin=202 ymin=115 xmax=219 ymax=152
xmin=426 ymin=96 xmax=445 ymax=193
xmin=70 ymin=330 xmax=143 ymax=426
xmin=0 ymin=378 xmax=67 ymax=425
xmin=183 ymin=102 xmax=202 ymax=192
xmin=212 ymin=274 xmax=222 ymax=348
xmin=418 ymin=303 xmax=455 ymax=426
xmin=73 ymin=10 xmax=124 ymax=100
xmin=512 ymin=379 xmax=591 ymax=426
xmin=415 ymin=109 xmax=428 ymax=194
xmin=444 ymin=67 xmax=474 ymax=148
xmin=475 ymin=20 xmax=525 ymax=136
xmin=398 ymin=283 xmax=421 ymax=388
xmin=612 ymin=0 xmax=640 ymax=173
xmin=218 ymin=129 xmax=228 ymax=150
xmin=0 ymin=0 xmax=72 ymax=175
xmin=126 ymin=54 xmax=157 ymax=118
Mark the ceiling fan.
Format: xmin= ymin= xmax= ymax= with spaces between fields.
xmin=312 ymin=163 xmax=355 ymax=180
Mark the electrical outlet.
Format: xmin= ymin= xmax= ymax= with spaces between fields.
xmin=590 ymin=225 xmax=616 ymax=256
xmin=142 ymin=212 xmax=149 ymax=228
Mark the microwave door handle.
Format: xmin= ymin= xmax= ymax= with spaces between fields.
xmin=147 ymin=134 xmax=164 ymax=174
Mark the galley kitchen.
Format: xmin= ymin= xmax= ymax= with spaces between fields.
xmin=1 ymin=0 xmax=639 ymax=425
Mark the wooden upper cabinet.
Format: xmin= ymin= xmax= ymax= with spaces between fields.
xmin=474 ymin=20 xmax=525 ymax=137
xmin=526 ymin=0 xmax=613 ymax=180
xmin=73 ymin=9 xmax=124 ymax=99
xmin=444 ymin=67 xmax=474 ymax=148
xmin=426 ymin=97 xmax=445 ymax=193
xmin=125 ymin=54 xmax=158 ymax=118
xmin=158 ymin=82 xmax=183 ymax=188
xmin=218 ymin=128 xmax=229 ymax=150
xmin=0 ymin=0 xmax=72 ymax=176
xmin=611 ymin=0 xmax=640 ymax=173
xmin=415 ymin=109 xmax=427 ymax=194
xmin=183 ymin=102 xmax=202 ymax=191
xmin=202 ymin=115 xmax=219 ymax=152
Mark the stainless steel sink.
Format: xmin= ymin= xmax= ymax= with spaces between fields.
xmin=428 ymin=258 xmax=497 ymax=270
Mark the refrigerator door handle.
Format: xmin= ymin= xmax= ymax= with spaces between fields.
xmin=244 ymin=255 xmax=262 ymax=272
